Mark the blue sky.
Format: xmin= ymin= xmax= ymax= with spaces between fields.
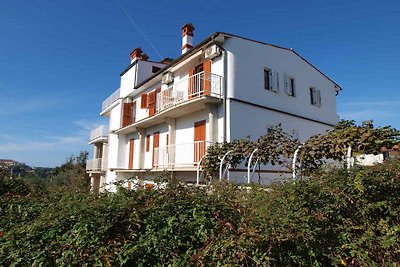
xmin=0 ymin=0 xmax=399 ymax=167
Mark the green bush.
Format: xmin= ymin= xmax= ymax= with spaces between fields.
xmin=1 ymin=160 xmax=400 ymax=266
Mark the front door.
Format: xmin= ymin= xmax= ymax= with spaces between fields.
xmin=194 ymin=120 xmax=206 ymax=164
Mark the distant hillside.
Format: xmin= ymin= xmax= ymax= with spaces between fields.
xmin=0 ymin=160 xmax=53 ymax=179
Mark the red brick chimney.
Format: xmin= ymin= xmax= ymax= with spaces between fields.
xmin=181 ymin=23 xmax=195 ymax=54
xmin=130 ymin=48 xmax=149 ymax=63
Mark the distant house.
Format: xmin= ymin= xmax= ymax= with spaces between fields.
xmin=86 ymin=23 xmax=342 ymax=193
xmin=0 ymin=159 xmax=18 ymax=167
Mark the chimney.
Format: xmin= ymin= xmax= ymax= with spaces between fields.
xmin=181 ymin=23 xmax=195 ymax=54
xmin=130 ymin=47 xmax=149 ymax=63
xmin=161 ymin=57 xmax=174 ymax=65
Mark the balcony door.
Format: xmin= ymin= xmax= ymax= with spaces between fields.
xmin=194 ymin=120 xmax=206 ymax=164
xmin=189 ymin=60 xmax=211 ymax=98
xmin=152 ymin=132 xmax=160 ymax=168
xmin=128 ymin=139 xmax=134 ymax=169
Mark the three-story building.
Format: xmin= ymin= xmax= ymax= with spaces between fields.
xmin=87 ymin=24 xmax=341 ymax=192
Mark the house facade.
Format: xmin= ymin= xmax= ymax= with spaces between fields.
xmin=86 ymin=24 xmax=341 ymax=192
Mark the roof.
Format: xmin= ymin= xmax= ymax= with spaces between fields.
xmin=126 ymin=31 xmax=342 ymax=92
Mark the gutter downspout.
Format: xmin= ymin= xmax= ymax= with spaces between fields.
xmin=211 ymin=35 xmax=227 ymax=142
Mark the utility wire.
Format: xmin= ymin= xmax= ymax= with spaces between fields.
xmin=113 ymin=0 xmax=163 ymax=60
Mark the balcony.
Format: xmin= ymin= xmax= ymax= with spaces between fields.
xmin=153 ymin=141 xmax=213 ymax=170
xmin=86 ymin=158 xmax=107 ymax=172
xmin=156 ymin=71 xmax=223 ymax=113
xmin=116 ymin=72 xmax=223 ymax=134
xmin=89 ymin=125 xmax=109 ymax=144
xmin=101 ymin=88 xmax=121 ymax=115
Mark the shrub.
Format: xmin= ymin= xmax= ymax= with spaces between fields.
xmin=1 ymin=160 xmax=400 ymax=266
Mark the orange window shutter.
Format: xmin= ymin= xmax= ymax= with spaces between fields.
xmin=141 ymin=93 xmax=148 ymax=108
xmin=203 ymin=60 xmax=211 ymax=96
xmin=152 ymin=132 xmax=160 ymax=167
xmin=188 ymin=68 xmax=195 ymax=99
xmin=122 ymin=102 xmax=133 ymax=127
xmin=128 ymin=139 xmax=134 ymax=169
xmin=148 ymin=91 xmax=156 ymax=116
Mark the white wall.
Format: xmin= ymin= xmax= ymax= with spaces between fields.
xmin=136 ymin=61 xmax=165 ymax=85
xmin=223 ymin=36 xmax=339 ymax=126
xmin=229 ymin=100 xmax=332 ymax=142
xmin=143 ymin=123 xmax=169 ymax=169
xmin=120 ymin=65 xmax=136 ymax=98
xmin=120 ymin=60 xmax=165 ymax=99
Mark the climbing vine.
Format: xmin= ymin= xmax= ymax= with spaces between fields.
xmin=202 ymin=120 xmax=400 ymax=179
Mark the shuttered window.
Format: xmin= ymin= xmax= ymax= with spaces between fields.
xmin=310 ymin=87 xmax=321 ymax=107
xmin=148 ymin=91 xmax=156 ymax=116
xmin=122 ymin=102 xmax=133 ymax=127
xmin=141 ymin=93 xmax=148 ymax=108
xmin=146 ymin=135 xmax=150 ymax=152
xmin=284 ymin=73 xmax=295 ymax=97
xmin=203 ymin=60 xmax=211 ymax=95
xmin=264 ymin=68 xmax=278 ymax=92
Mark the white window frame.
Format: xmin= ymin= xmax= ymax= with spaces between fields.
xmin=310 ymin=87 xmax=321 ymax=107
xmin=264 ymin=68 xmax=278 ymax=92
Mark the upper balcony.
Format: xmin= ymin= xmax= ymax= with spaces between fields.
xmin=101 ymin=88 xmax=121 ymax=115
xmin=156 ymin=71 xmax=223 ymax=113
xmin=116 ymin=71 xmax=223 ymax=134
xmin=89 ymin=125 xmax=109 ymax=144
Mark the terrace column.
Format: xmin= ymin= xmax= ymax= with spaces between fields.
xmin=101 ymin=143 xmax=108 ymax=171
xmin=206 ymin=103 xmax=218 ymax=144
xmin=166 ymin=118 xmax=176 ymax=167
xmin=137 ymin=128 xmax=145 ymax=169
xmin=99 ymin=175 xmax=106 ymax=193
xmin=93 ymin=145 xmax=99 ymax=159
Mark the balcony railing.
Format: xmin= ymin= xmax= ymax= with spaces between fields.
xmin=89 ymin=125 xmax=109 ymax=143
xmin=86 ymin=158 xmax=107 ymax=172
xmin=156 ymin=71 xmax=223 ymax=114
xmin=102 ymin=88 xmax=121 ymax=112
xmin=153 ymin=141 xmax=213 ymax=169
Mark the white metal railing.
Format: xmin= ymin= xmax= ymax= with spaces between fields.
xmin=86 ymin=158 xmax=106 ymax=172
xmin=153 ymin=141 xmax=213 ymax=168
xmin=156 ymin=71 xmax=223 ymax=113
xmin=102 ymin=88 xmax=121 ymax=112
xmin=89 ymin=125 xmax=109 ymax=142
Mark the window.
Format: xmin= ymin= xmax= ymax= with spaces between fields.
xmin=310 ymin=87 xmax=321 ymax=106
xmin=146 ymin=135 xmax=150 ymax=152
xmin=152 ymin=66 xmax=162 ymax=73
xmin=288 ymin=77 xmax=295 ymax=96
xmin=264 ymin=68 xmax=271 ymax=91
xmin=284 ymin=74 xmax=295 ymax=97
xmin=140 ymin=93 xmax=148 ymax=109
xmin=264 ymin=68 xmax=279 ymax=92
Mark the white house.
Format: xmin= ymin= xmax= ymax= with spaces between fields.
xmin=86 ymin=23 xmax=341 ymax=192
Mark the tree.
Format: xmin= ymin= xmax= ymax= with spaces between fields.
xmin=48 ymin=151 xmax=90 ymax=192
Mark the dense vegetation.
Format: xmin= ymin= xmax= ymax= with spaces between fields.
xmin=1 ymin=122 xmax=399 ymax=266
xmin=1 ymin=159 xmax=400 ymax=266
